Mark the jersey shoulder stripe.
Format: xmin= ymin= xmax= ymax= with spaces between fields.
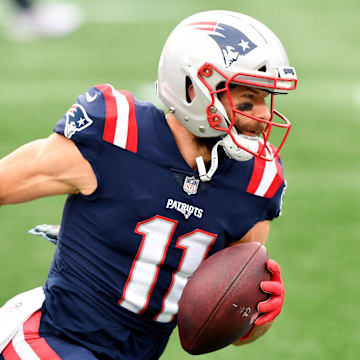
xmin=96 ymin=84 xmax=138 ymax=153
xmin=246 ymin=144 xmax=284 ymax=199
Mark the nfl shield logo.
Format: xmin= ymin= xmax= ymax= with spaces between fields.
xmin=183 ymin=176 xmax=199 ymax=195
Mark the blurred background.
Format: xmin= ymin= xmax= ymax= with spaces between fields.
xmin=0 ymin=0 xmax=359 ymax=359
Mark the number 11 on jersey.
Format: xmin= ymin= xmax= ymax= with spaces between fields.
xmin=118 ymin=215 xmax=217 ymax=322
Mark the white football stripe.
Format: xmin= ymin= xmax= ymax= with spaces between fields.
xmin=11 ymin=325 xmax=40 ymax=360
xmin=109 ymin=85 xmax=129 ymax=149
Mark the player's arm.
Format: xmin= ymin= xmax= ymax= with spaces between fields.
xmin=230 ymin=220 xmax=270 ymax=246
xmin=0 ymin=133 xmax=97 ymax=205
xmin=229 ymin=221 xmax=285 ymax=345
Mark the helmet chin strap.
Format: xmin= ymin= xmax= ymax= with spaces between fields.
xmin=196 ymin=133 xmax=258 ymax=182
xmin=196 ymin=140 xmax=222 ymax=182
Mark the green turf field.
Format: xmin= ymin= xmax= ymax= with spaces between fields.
xmin=1 ymin=0 xmax=359 ymax=359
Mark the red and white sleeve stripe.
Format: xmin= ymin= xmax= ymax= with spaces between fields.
xmin=246 ymin=145 xmax=284 ymax=199
xmin=96 ymin=84 xmax=138 ymax=153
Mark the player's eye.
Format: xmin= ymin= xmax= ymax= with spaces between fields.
xmin=243 ymin=94 xmax=254 ymax=99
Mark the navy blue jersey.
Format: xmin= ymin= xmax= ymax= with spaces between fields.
xmin=44 ymin=84 xmax=286 ymax=356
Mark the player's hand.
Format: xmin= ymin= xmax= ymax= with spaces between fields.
xmin=238 ymin=259 xmax=284 ymax=342
xmin=255 ymin=259 xmax=285 ymax=326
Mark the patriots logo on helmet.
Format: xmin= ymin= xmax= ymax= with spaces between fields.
xmin=64 ymin=103 xmax=93 ymax=139
xmin=190 ymin=22 xmax=257 ymax=68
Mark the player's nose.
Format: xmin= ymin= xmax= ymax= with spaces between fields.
xmin=253 ymin=99 xmax=271 ymax=122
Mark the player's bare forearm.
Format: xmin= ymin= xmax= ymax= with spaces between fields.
xmin=229 ymin=220 xmax=270 ymax=246
xmin=0 ymin=134 xmax=97 ymax=205
xmin=232 ymin=321 xmax=273 ymax=346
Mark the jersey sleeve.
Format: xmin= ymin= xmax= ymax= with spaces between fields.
xmin=53 ymin=85 xmax=107 ymax=162
xmin=246 ymin=152 xmax=287 ymax=221
xmin=53 ymin=84 xmax=138 ymax=163
xmin=261 ymin=180 xmax=287 ymax=220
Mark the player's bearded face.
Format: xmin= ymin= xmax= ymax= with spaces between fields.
xmin=219 ymin=85 xmax=270 ymax=137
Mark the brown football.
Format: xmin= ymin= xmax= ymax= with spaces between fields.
xmin=177 ymin=241 xmax=270 ymax=355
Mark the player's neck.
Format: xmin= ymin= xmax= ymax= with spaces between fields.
xmin=166 ymin=114 xmax=211 ymax=170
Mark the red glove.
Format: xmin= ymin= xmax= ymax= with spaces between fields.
xmin=256 ymin=259 xmax=285 ymax=326
xmin=239 ymin=259 xmax=285 ymax=341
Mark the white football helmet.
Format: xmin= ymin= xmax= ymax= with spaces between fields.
xmin=157 ymin=10 xmax=297 ymax=165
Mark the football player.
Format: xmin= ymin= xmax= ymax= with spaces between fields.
xmin=0 ymin=10 xmax=297 ymax=360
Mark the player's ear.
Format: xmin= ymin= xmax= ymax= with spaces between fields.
xmin=186 ymin=77 xmax=195 ymax=103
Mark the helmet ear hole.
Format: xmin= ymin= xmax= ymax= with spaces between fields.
xmin=258 ymin=65 xmax=267 ymax=72
xmin=186 ymin=76 xmax=193 ymax=103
